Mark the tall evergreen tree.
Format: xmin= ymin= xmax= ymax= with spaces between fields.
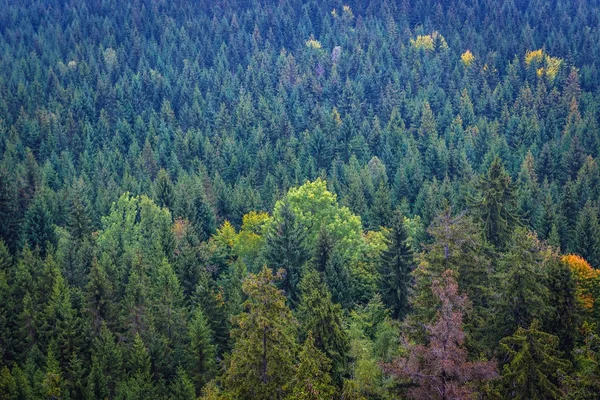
xmin=223 ymin=267 xmax=298 ymax=400
xmin=297 ymin=268 xmax=348 ymax=387
xmin=378 ymin=210 xmax=414 ymax=320
xmin=573 ymin=201 xmax=600 ymax=268
xmin=263 ymin=200 xmax=308 ymax=305
xmin=469 ymin=156 xmax=520 ymax=249
xmin=187 ymin=308 xmax=216 ymax=392
xmin=286 ymin=333 xmax=336 ymax=400
xmin=500 ymin=320 xmax=570 ymax=400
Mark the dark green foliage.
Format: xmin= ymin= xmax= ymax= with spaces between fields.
xmin=573 ymin=201 xmax=600 ymax=268
xmin=492 ymin=228 xmax=550 ymax=342
xmin=378 ymin=210 xmax=413 ymax=320
xmin=263 ymin=200 xmax=308 ymax=305
xmin=297 ymin=268 xmax=348 ymax=387
xmin=469 ymin=157 xmax=521 ymax=249
xmin=0 ymin=0 xmax=598 ymax=396
xmin=23 ymin=194 xmax=55 ymax=256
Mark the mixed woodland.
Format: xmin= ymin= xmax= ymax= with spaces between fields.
xmin=1 ymin=0 xmax=600 ymax=398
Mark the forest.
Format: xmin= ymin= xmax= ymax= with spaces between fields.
xmin=0 ymin=0 xmax=600 ymax=398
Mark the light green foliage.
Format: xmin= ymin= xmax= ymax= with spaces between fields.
xmin=97 ymin=193 xmax=174 ymax=273
xmin=273 ymin=179 xmax=364 ymax=262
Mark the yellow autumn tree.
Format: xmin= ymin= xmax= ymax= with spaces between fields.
xmin=562 ymin=254 xmax=600 ymax=311
xmin=461 ymin=50 xmax=475 ymax=67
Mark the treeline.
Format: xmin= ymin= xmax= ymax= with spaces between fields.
xmin=1 ymin=0 xmax=600 ymax=398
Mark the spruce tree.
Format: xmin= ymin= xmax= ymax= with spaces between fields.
xmin=500 ymin=320 xmax=570 ymax=400
xmin=469 ymin=156 xmax=520 ymax=249
xmin=170 ymin=366 xmax=196 ymax=400
xmin=263 ymin=200 xmax=308 ymax=305
xmin=492 ymin=228 xmax=550 ymax=343
xmin=286 ymin=333 xmax=336 ymax=400
xmin=223 ymin=267 xmax=298 ymax=400
xmin=378 ymin=210 xmax=413 ymax=320
xmin=187 ymin=308 xmax=217 ymax=391
xmin=297 ymin=268 xmax=348 ymax=387
xmin=573 ymin=201 xmax=600 ymax=268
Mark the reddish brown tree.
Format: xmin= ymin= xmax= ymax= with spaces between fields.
xmin=388 ymin=270 xmax=497 ymax=400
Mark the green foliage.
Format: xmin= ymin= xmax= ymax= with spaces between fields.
xmin=223 ymin=267 xmax=298 ymax=399
xmin=286 ymin=333 xmax=336 ymax=400
xmin=492 ymin=229 xmax=551 ymax=342
xmin=378 ymin=210 xmax=414 ymax=319
xmin=469 ymin=157 xmax=521 ymax=249
xmin=500 ymin=320 xmax=571 ymax=400
xmin=187 ymin=308 xmax=217 ymax=391
xmin=297 ymin=268 xmax=348 ymax=386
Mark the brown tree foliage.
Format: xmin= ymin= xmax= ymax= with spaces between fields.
xmin=387 ymin=270 xmax=497 ymax=400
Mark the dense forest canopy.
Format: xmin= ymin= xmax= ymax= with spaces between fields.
xmin=1 ymin=0 xmax=600 ymax=398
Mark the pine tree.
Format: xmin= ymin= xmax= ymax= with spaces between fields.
xmin=42 ymin=346 xmax=62 ymax=400
xmin=573 ymin=201 xmax=600 ymax=269
xmin=0 ymin=167 xmax=21 ymax=253
xmin=263 ymin=200 xmax=308 ymax=305
xmin=86 ymin=323 xmax=122 ymax=400
xmin=469 ymin=156 xmax=520 ymax=249
xmin=187 ymin=308 xmax=217 ymax=391
xmin=66 ymin=178 xmax=94 ymax=242
xmin=0 ymin=241 xmax=13 ymax=364
xmin=500 ymin=320 xmax=570 ymax=399
xmin=378 ymin=210 xmax=414 ymax=320
xmin=223 ymin=267 xmax=298 ymax=400
xmin=286 ymin=333 xmax=336 ymax=400
xmin=297 ymin=268 xmax=348 ymax=387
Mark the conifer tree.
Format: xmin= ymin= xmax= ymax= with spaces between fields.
xmin=263 ymin=200 xmax=308 ymax=305
xmin=469 ymin=156 xmax=520 ymax=249
xmin=223 ymin=267 xmax=297 ymax=400
xmin=187 ymin=308 xmax=217 ymax=391
xmin=286 ymin=333 xmax=335 ymax=400
xmin=86 ymin=255 xmax=116 ymax=332
xmin=573 ymin=201 xmax=600 ymax=268
xmin=389 ymin=270 xmax=497 ymax=399
xmin=154 ymin=169 xmax=175 ymax=211
xmin=500 ymin=320 xmax=570 ymax=400
xmin=170 ymin=366 xmax=196 ymax=400
xmin=492 ymin=228 xmax=550 ymax=343
xmin=378 ymin=210 xmax=413 ymax=320
xmin=297 ymin=268 xmax=348 ymax=386
xmin=23 ymin=194 xmax=55 ymax=257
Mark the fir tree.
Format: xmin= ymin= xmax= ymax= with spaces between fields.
xmin=187 ymin=308 xmax=217 ymax=391
xmin=469 ymin=156 xmax=520 ymax=249
xmin=573 ymin=201 xmax=600 ymax=268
